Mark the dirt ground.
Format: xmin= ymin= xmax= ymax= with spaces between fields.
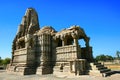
xmin=105 ymin=64 xmax=120 ymax=70
xmin=0 ymin=70 xmax=120 ymax=80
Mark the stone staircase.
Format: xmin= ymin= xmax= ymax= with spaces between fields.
xmin=89 ymin=62 xmax=114 ymax=77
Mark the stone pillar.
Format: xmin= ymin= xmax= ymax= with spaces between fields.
xmin=73 ymin=38 xmax=78 ymax=46
xmin=61 ymin=35 xmax=65 ymax=46
xmin=74 ymin=59 xmax=86 ymax=75
xmin=16 ymin=42 xmax=19 ymax=49
xmin=85 ymin=41 xmax=89 ymax=47
xmin=71 ymin=33 xmax=78 ymax=46
xmin=70 ymin=61 xmax=75 ymax=73
xmin=62 ymin=40 xmax=65 ymax=46
xmin=84 ymin=37 xmax=90 ymax=47
xmin=71 ymin=33 xmax=81 ymax=59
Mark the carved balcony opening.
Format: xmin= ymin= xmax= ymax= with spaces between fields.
xmin=65 ymin=36 xmax=74 ymax=46
xmin=78 ymin=39 xmax=86 ymax=47
xmin=57 ymin=38 xmax=62 ymax=47
xmin=19 ymin=40 xmax=25 ymax=49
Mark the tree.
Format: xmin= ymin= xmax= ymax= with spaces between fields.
xmin=0 ymin=57 xmax=3 ymax=65
xmin=95 ymin=54 xmax=113 ymax=62
xmin=116 ymin=51 xmax=120 ymax=59
xmin=2 ymin=58 xmax=11 ymax=65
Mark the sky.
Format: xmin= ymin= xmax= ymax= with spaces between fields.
xmin=0 ymin=0 xmax=120 ymax=59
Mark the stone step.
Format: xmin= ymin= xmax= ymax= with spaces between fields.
xmin=90 ymin=62 xmax=102 ymax=65
xmin=98 ymin=66 xmax=107 ymax=70
xmin=90 ymin=63 xmax=106 ymax=70
xmin=105 ymin=71 xmax=114 ymax=75
xmin=90 ymin=63 xmax=102 ymax=66
xmin=103 ymin=71 xmax=115 ymax=77
xmin=91 ymin=66 xmax=107 ymax=70
xmin=93 ymin=62 xmax=101 ymax=65
xmin=89 ymin=62 xmax=113 ymax=77
xmin=100 ymin=69 xmax=111 ymax=73
xmin=90 ymin=63 xmax=103 ymax=66
xmin=96 ymin=64 xmax=104 ymax=67
xmin=89 ymin=71 xmax=102 ymax=76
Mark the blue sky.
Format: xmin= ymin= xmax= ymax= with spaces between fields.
xmin=0 ymin=0 xmax=120 ymax=59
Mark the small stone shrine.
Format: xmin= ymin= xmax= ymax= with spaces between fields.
xmin=7 ymin=8 xmax=111 ymax=76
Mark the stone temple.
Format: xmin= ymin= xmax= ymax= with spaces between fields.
xmin=7 ymin=8 xmax=112 ymax=76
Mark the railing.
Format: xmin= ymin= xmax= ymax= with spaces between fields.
xmin=14 ymin=48 xmax=27 ymax=56
xmin=56 ymin=45 xmax=77 ymax=53
xmin=56 ymin=45 xmax=78 ymax=61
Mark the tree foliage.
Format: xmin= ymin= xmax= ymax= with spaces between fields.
xmin=116 ymin=51 xmax=120 ymax=59
xmin=95 ymin=54 xmax=113 ymax=61
xmin=2 ymin=58 xmax=11 ymax=65
xmin=0 ymin=57 xmax=2 ymax=65
xmin=0 ymin=57 xmax=11 ymax=65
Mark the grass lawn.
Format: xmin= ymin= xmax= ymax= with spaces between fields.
xmin=104 ymin=64 xmax=120 ymax=70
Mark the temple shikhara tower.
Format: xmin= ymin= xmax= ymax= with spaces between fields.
xmin=7 ymin=8 xmax=112 ymax=76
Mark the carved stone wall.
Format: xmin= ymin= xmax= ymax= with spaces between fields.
xmin=56 ymin=45 xmax=78 ymax=61
xmin=8 ymin=8 xmax=94 ymax=75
